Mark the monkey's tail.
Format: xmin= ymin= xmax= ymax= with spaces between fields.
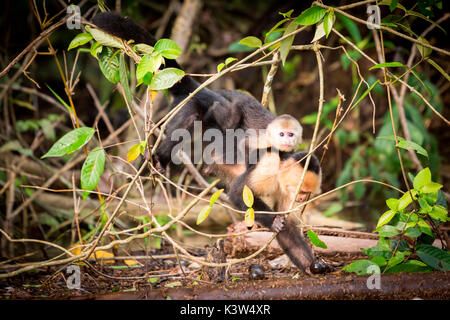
xmin=92 ymin=12 xmax=198 ymax=96
xmin=276 ymin=222 xmax=314 ymax=272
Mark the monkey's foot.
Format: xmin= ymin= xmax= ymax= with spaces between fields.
xmin=271 ymin=214 xmax=286 ymax=233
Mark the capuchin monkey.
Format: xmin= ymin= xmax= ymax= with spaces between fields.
xmin=229 ymin=150 xmax=322 ymax=272
xmin=205 ymin=114 xmax=303 ymax=185
xmin=92 ymin=12 xmax=290 ymax=172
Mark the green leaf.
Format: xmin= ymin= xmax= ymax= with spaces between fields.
xmin=416 ymin=36 xmax=432 ymax=58
xmin=404 ymin=226 xmax=421 ymax=238
xmin=245 ymin=208 xmax=255 ymax=228
xmin=41 ymin=127 xmax=95 ymax=158
xmin=242 ymin=185 xmax=254 ymax=208
xmin=81 ymin=148 xmax=106 ymax=199
xmin=353 ymin=182 xmax=366 ymax=200
xmin=46 ymin=85 xmax=73 ymax=114
xmin=422 ymin=182 xmax=443 ymax=194
xmin=396 ymin=139 xmax=428 ymax=157
xmin=264 ymin=18 xmax=289 ymax=43
xmin=196 ymin=205 xmax=212 ymax=225
xmin=342 ymin=260 xmax=379 ymax=275
xmin=154 ymin=39 xmax=182 ymax=59
xmin=217 ymin=63 xmax=225 ymax=73
xmin=97 ymin=47 xmax=120 ymax=83
xmin=165 ymin=281 xmax=182 ymax=288
xmin=376 ymin=210 xmax=397 ymax=228
xmin=323 ymin=202 xmax=343 ymax=217
xmin=418 ymin=219 xmax=433 ymax=237
xmin=209 ymin=189 xmax=224 ymax=206
xmin=370 ymin=256 xmax=387 ymax=267
xmin=127 ymin=143 xmax=143 ymax=162
xmin=413 ymin=168 xmax=431 ymax=190
xmin=280 ymin=21 xmax=297 ymax=64
xmin=307 ymin=230 xmax=327 ymax=249
xmin=389 ymin=0 xmax=399 ymax=11
xmin=295 ymin=6 xmax=327 ymax=26
xmin=406 ymin=10 xmax=446 ymax=35
xmin=136 ymin=54 xmax=163 ymax=84
xmin=68 ymin=32 xmax=93 ymax=50
xmin=323 ymin=9 xmax=336 ymax=38
xmin=369 ymin=62 xmax=406 ymax=70
xmin=418 ymin=198 xmax=432 ymax=213
xmin=239 ymin=36 xmax=262 ymax=48
xmin=428 ymin=205 xmax=448 ymax=222
xmin=149 ymin=68 xmax=185 ymax=91
xmin=225 ymin=57 xmax=237 ymax=65
xmin=352 ymin=80 xmax=380 ymax=109
xmin=134 ymin=43 xmax=154 ymax=55
xmin=386 ymin=198 xmax=399 ymax=211
xmin=86 ymin=26 xmax=124 ymax=49
xmin=397 ymin=190 xmax=417 ymax=210
xmin=416 ymin=244 xmax=450 ymax=271
xmin=376 ymin=225 xmax=399 ymax=237
xmin=426 ymin=58 xmax=450 ymax=82
xmin=336 ymin=13 xmax=361 ymax=43
xmin=89 ymin=41 xmax=102 ymax=59
xmin=119 ymin=53 xmax=133 ymax=106
xmin=385 ymin=260 xmax=432 ymax=273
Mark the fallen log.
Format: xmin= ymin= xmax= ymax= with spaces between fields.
xmin=85 ymin=271 xmax=450 ymax=300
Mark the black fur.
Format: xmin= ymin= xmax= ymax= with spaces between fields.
xmin=92 ymin=12 xmax=276 ymax=168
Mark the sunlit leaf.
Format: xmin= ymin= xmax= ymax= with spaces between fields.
xmin=68 ymin=32 xmax=93 ymax=51
xmin=295 ymin=6 xmax=327 ymax=26
xmin=41 ymin=127 xmax=95 ymax=158
xmin=81 ymin=148 xmax=105 ymax=199
xmin=245 ymin=208 xmax=255 ymax=228
xmin=242 ymin=185 xmax=254 ymax=207
xmin=196 ymin=205 xmax=212 ymax=225
xmin=209 ymin=189 xmax=224 ymax=206
xmin=149 ymin=68 xmax=185 ymax=91
xmin=239 ymin=36 xmax=262 ymax=48
xmin=154 ymin=39 xmax=182 ymax=59
xmin=307 ymin=230 xmax=327 ymax=248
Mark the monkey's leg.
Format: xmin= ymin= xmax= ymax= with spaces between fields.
xmin=276 ymin=221 xmax=314 ymax=272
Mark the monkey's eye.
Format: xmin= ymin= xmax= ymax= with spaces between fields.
xmin=288 ymin=133 xmax=294 ymax=137
xmin=279 ymin=132 xmax=284 ymax=137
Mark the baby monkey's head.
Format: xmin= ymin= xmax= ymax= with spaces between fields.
xmin=267 ymin=115 xmax=303 ymax=152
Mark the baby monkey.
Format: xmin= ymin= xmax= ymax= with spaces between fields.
xmin=229 ymin=150 xmax=322 ymax=272
xmin=208 ymin=115 xmax=303 ymax=185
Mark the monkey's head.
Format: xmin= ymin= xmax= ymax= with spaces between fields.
xmin=266 ymin=115 xmax=302 ymax=152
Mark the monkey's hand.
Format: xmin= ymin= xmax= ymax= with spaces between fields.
xmin=144 ymin=150 xmax=165 ymax=174
xmin=271 ymin=214 xmax=286 ymax=233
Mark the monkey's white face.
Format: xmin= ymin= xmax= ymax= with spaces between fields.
xmin=266 ymin=116 xmax=303 ymax=152
xmin=267 ymin=126 xmax=302 ymax=152
xmin=274 ymin=129 xmax=300 ymax=151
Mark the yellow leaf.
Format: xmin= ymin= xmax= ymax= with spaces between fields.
xmin=245 ymin=208 xmax=255 ymax=228
xmin=243 ymin=185 xmax=254 ymax=208
xmin=150 ymin=90 xmax=158 ymax=101
xmin=124 ymin=259 xmax=139 ymax=266
xmin=209 ymin=189 xmax=224 ymax=206
xmin=196 ymin=205 xmax=212 ymax=225
xmin=127 ymin=143 xmax=142 ymax=162
xmin=68 ymin=244 xmax=82 ymax=256
xmin=90 ymin=250 xmax=114 ymax=263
